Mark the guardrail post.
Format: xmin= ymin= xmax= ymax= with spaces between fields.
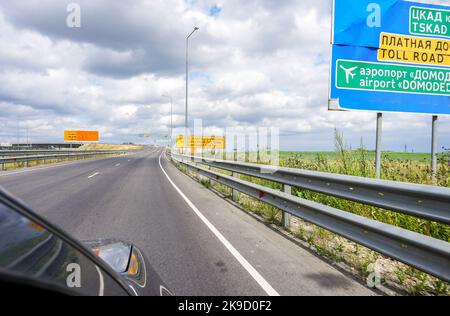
xmin=231 ymin=137 xmax=239 ymax=202
xmin=282 ymin=184 xmax=292 ymax=229
xmin=232 ymin=171 xmax=239 ymax=202
xmin=375 ymin=112 xmax=383 ymax=179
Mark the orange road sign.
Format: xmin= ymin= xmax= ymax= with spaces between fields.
xmin=64 ymin=130 xmax=99 ymax=142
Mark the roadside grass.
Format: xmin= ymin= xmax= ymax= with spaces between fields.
xmin=280 ymin=151 xmax=432 ymax=163
xmin=172 ymin=130 xmax=450 ymax=295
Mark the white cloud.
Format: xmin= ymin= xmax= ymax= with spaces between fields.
xmin=0 ymin=0 xmax=449 ymax=151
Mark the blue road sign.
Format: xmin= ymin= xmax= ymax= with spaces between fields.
xmin=329 ymin=0 xmax=450 ymax=115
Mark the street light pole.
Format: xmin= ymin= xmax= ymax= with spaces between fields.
xmin=185 ymin=27 xmax=199 ymax=154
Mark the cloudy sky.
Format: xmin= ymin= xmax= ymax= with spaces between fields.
xmin=0 ymin=0 xmax=449 ymax=151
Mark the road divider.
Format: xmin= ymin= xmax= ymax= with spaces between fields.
xmin=0 ymin=150 xmax=130 ymax=172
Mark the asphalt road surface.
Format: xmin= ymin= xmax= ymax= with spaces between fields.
xmin=0 ymin=147 xmax=375 ymax=296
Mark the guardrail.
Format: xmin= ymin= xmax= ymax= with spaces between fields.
xmin=169 ymin=151 xmax=450 ymax=282
xmin=0 ymin=150 xmax=128 ymax=171
xmin=0 ymin=150 xmax=125 ymax=156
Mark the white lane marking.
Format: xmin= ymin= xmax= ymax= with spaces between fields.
xmin=95 ymin=266 xmax=105 ymax=296
xmin=158 ymin=152 xmax=279 ymax=296
xmin=115 ymin=163 xmax=121 ymax=167
xmin=88 ymin=172 xmax=100 ymax=179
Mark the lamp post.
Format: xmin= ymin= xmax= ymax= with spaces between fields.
xmin=162 ymin=94 xmax=173 ymax=148
xmin=185 ymin=27 xmax=199 ymax=153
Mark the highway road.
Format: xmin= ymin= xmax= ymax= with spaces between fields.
xmin=0 ymin=147 xmax=375 ymax=296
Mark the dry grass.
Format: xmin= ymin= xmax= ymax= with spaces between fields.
xmin=77 ymin=144 xmax=144 ymax=151
xmin=1 ymin=155 xmax=110 ymax=171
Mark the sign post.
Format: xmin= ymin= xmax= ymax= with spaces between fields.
xmin=330 ymin=0 xmax=450 ymax=180
xmin=431 ymin=115 xmax=438 ymax=183
xmin=375 ymin=113 xmax=383 ymax=179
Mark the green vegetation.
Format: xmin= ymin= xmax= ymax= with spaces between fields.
xmin=280 ymin=130 xmax=450 ymax=188
xmin=280 ymin=151 xmax=431 ymax=162
xmin=277 ymin=131 xmax=450 ymax=241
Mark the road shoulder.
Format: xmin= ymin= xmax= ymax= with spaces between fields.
xmin=161 ymin=153 xmax=376 ymax=296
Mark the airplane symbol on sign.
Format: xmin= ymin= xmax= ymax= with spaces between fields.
xmin=340 ymin=65 xmax=358 ymax=84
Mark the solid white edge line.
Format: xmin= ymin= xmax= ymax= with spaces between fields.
xmin=158 ymin=151 xmax=280 ymax=296
xmin=95 ymin=266 xmax=105 ymax=296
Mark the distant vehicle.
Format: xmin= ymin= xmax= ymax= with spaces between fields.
xmin=0 ymin=188 xmax=172 ymax=296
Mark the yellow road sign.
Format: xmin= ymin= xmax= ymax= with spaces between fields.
xmin=378 ymin=32 xmax=450 ymax=66
xmin=176 ymin=136 xmax=225 ymax=149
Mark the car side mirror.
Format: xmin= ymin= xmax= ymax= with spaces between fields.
xmin=83 ymin=240 xmax=132 ymax=273
xmin=82 ymin=239 xmax=168 ymax=295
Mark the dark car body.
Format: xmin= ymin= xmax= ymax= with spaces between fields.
xmin=0 ymin=188 xmax=171 ymax=296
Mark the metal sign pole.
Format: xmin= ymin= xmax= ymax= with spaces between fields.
xmin=375 ymin=112 xmax=382 ymax=179
xmin=431 ymin=115 xmax=438 ymax=184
